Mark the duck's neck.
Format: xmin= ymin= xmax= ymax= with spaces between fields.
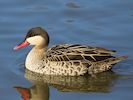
xmin=25 ymin=46 xmax=47 ymax=68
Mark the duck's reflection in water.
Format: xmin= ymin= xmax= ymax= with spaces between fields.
xmin=15 ymin=69 xmax=119 ymax=100
xmin=15 ymin=83 xmax=49 ymax=100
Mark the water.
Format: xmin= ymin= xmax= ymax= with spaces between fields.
xmin=0 ymin=0 xmax=133 ymax=100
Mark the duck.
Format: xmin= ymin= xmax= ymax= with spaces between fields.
xmin=14 ymin=27 xmax=127 ymax=76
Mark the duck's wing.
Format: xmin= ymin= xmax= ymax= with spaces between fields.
xmin=46 ymin=44 xmax=116 ymax=62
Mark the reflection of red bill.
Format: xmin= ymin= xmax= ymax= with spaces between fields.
xmin=15 ymin=87 xmax=31 ymax=100
xmin=14 ymin=41 xmax=29 ymax=50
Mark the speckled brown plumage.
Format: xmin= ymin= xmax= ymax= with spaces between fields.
xmin=43 ymin=44 xmax=127 ymax=75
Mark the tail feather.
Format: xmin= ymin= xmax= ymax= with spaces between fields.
xmin=104 ymin=55 xmax=128 ymax=65
xmin=88 ymin=56 xmax=128 ymax=74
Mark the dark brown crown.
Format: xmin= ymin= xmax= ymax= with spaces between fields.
xmin=25 ymin=27 xmax=49 ymax=45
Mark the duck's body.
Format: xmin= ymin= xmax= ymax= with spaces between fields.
xmin=14 ymin=27 xmax=127 ymax=76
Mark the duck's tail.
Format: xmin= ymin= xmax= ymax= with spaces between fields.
xmin=103 ymin=55 xmax=128 ymax=65
xmin=88 ymin=56 xmax=128 ymax=74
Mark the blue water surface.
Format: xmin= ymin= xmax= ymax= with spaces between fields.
xmin=0 ymin=0 xmax=133 ymax=100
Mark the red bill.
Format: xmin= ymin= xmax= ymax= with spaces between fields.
xmin=14 ymin=41 xmax=29 ymax=50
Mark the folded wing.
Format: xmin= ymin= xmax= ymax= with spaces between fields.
xmin=46 ymin=44 xmax=116 ymax=62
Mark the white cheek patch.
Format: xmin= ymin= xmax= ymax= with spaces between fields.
xmin=26 ymin=36 xmax=44 ymax=46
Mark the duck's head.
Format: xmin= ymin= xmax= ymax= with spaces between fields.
xmin=14 ymin=27 xmax=49 ymax=50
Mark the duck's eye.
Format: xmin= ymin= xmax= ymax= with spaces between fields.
xmin=26 ymin=34 xmax=31 ymax=38
xmin=32 ymin=34 xmax=36 ymax=37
